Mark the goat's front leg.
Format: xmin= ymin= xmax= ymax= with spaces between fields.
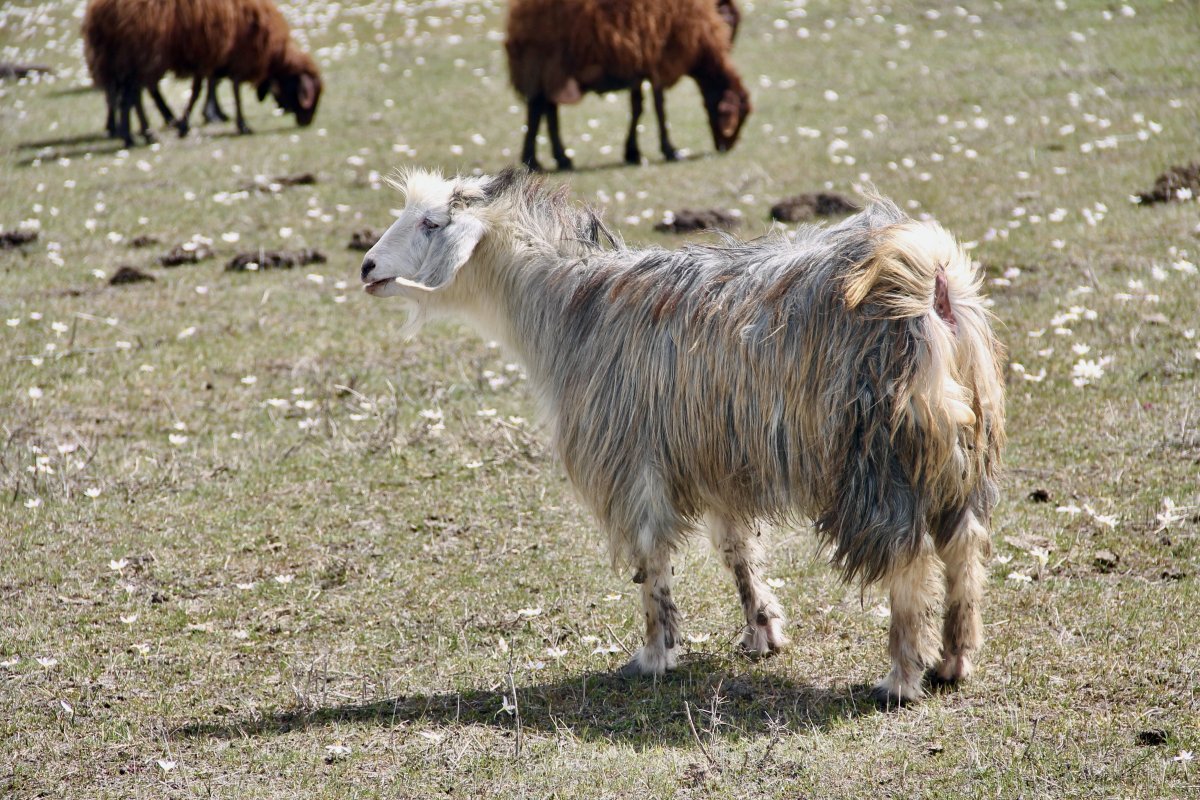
xmin=624 ymin=83 xmax=643 ymax=165
xmin=708 ymin=514 xmax=788 ymax=656
xmin=148 ymin=82 xmax=176 ymax=127
xmin=652 ymin=86 xmax=678 ymax=162
xmin=873 ymin=537 xmax=943 ymax=709
xmin=617 ymin=547 xmax=680 ymax=677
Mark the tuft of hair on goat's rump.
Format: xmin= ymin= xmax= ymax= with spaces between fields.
xmin=360 ymin=167 xmax=1006 ymax=707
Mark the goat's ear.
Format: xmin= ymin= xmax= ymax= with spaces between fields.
xmin=407 ymin=212 xmax=486 ymax=292
xmin=298 ymin=74 xmax=317 ymax=110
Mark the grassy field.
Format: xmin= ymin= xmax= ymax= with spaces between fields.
xmin=2 ymin=0 xmax=1198 ymax=797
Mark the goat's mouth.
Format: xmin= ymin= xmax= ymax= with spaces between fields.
xmin=363 ymin=278 xmax=396 ymax=296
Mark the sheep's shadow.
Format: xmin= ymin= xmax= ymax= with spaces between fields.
xmin=175 ymin=657 xmax=877 ymax=746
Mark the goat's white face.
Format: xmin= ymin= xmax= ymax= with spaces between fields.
xmin=360 ymin=171 xmax=487 ymax=298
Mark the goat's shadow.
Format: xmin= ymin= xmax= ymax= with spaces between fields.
xmin=547 ymin=150 xmax=711 ymax=176
xmin=176 ymin=656 xmax=877 ymax=746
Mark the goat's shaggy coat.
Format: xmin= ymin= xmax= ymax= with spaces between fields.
xmin=505 ymin=0 xmax=751 ymax=170
xmin=82 ymin=0 xmax=321 ymax=146
xmin=360 ymin=169 xmax=1006 ymax=705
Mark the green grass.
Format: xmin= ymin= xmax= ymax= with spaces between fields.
xmin=2 ymin=1 xmax=1198 ymax=797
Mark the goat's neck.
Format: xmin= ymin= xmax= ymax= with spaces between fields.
xmin=452 ymin=238 xmax=589 ymax=387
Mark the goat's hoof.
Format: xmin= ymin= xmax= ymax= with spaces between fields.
xmin=739 ymin=618 xmax=789 ymax=659
xmin=174 ymin=123 xmax=188 ymax=138
xmin=870 ymin=685 xmax=917 ymax=711
xmin=924 ymin=668 xmax=962 ymax=693
xmin=663 ymin=149 xmax=679 ymax=162
xmin=624 ymin=150 xmax=641 ymax=166
xmin=522 ymin=159 xmax=544 ymax=173
xmin=616 ymin=646 xmax=677 ymax=678
xmin=237 ymin=123 xmax=252 ymax=135
xmin=555 ymin=159 xmax=574 ymax=172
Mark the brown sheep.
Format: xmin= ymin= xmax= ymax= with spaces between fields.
xmin=506 ymin=0 xmax=752 ymax=170
xmin=82 ymin=0 xmax=322 ymax=147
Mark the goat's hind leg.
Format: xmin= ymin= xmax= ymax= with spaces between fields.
xmin=873 ymin=537 xmax=942 ymax=709
xmin=930 ymin=508 xmax=989 ymax=687
xmin=708 ymin=514 xmax=788 ymax=656
xmin=617 ymin=545 xmax=681 ymax=677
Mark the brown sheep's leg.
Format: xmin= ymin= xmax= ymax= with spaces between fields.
xmin=521 ymin=98 xmax=545 ymax=171
xmin=148 ymin=83 xmax=176 ymax=127
xmin=707 ymin=514 xmax=788 ymax=657
xmin=174 ymin=76 xmax=204 ymax=138
xmin=232 ymin=81 xmax=252 ymax=135
xmin=624 ymin=84 xmax=643 ymax=165
xmin=104 ymin=85 xmax=118 ymax=138
xmin=117 ymin=83 xmax=136 ymax=148
xmin=873 ymin=538 xmax=943 ymax=709
xmin=203 ymin=78 xmax=228 ymax=123
xmin=617 ymin=546 xmax=681 ymax=677
xmin=652 ymin=87 xmax=678 ymax=162
xmin=545 ymin=103 xmax=573 ymax=171
xmin=133 ymin=90 xmax=156 ymax=144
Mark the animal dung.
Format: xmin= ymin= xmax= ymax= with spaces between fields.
xmin=0 ymin=230 xmax=38 ymax=249
xmin=108 ymin=266 xmax=156 ymax=285
xmin=129 ymin=234 xmax=161 ymax=248
xmin=1135 ymin=162 xmax=1200 ymax=205
xmin=0 ymin=62 xmax=53 ymax=79
xmin=243 ymin=172 xmax=317 ymax=193
xmin=347 ymin=229 xmax=381 ymax=251
xmin=158 ymin=243 xmax=214 ymax=266
xmin=225 ymin=248 xmax=327 ymax=272
xmin=769 ymin=192 xmax=859 ymax=222
xmin=654 ymin=208 xmax=740 ymax=233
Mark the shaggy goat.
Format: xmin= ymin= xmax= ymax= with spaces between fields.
xmin=360 ymin=169 xmax=1005 ymax=706
xmin=506 ymin=0 xmax=752 ymax=170
xmin=82 ymin=0 xmax=321 ymax=146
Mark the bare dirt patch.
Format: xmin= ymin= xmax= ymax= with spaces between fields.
xmin=769 ymin=192 xmax=859 ymax=222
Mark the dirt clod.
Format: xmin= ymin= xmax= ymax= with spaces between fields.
xmin=109 ymin=266 xmax=155 ymax=286
xmin=1 ymin=230 xmax=38 ymax=249
xmin=1136 ymin=162 xmax=1200 ymax=205
xmin=1027 ymin=488 xmax=1052 ymax=503
xmin=225 ymin=249 xmax=327 ymax=272
xmin=348 ymin=229 xmax=381 ymax=251
xmin=1093 ymin=549 xmax=1120 ymax=573
xmin=129 ymin=235 xmax=161 ymax=248
xmin=654 ymin=209 xmax=740 ymax=233
xmin=158 ymin=243 xmax=214 ymax=266
xmin=770 ymin=192 xmax=859 ymax=222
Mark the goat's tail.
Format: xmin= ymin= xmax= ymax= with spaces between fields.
xmin=821 ymin=216 xmax=1005 ymax=585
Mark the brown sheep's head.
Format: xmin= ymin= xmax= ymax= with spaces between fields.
xmin=703 ymin=82 xmax=751 ymax=153
xmin=258 ymin=46 xmax=322 ymax=127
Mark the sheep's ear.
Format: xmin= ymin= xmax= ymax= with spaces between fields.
xmin=407 ymin=212 xmax=486 ymax=292
xmin=298 ymin=75 xmax=317 ymax=110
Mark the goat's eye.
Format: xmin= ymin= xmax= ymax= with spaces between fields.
xmin=420 ymin=217 xmax=442 ymax=232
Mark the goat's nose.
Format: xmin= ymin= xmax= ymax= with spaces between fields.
xmin=360 ymin=258 xmax=377 ymax=282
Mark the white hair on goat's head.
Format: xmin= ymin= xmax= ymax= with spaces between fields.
xmin=360 ymin=168 xmax=491 ymax=300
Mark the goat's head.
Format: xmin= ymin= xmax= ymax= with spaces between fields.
xmin=360 ymin=171 xmax=490 ymax=299
xmin=702 ymin=79 xmax=751 ymax=153
xmin=258 ymin=45 xmax=322 ymax=127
